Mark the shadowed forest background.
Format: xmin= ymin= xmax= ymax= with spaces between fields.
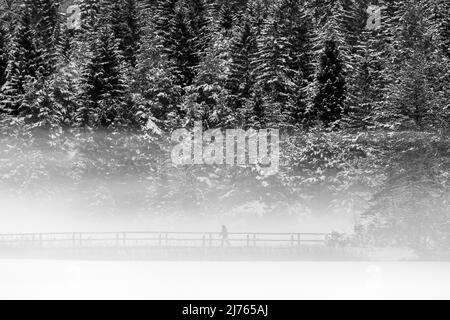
xmin=0 ymin=0 xmax=449 ymax=257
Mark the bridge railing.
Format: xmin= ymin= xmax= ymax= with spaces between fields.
xmin=0 ymin=232 xmax=330 ymax=249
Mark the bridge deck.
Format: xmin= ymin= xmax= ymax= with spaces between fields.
xmin=0 ymin=232 xmax=363 ymax=260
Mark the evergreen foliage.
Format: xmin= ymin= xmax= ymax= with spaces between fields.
xmin=0 ymin=25 xmax=7 ymax=90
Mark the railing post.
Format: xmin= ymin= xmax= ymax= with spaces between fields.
xmin=247 ymin=234 xmax=250 ymax=247
xmin=72 ymin=233 xmax=76 ymax=247
xmin=209 ymin=233 xmax=212 ymax=246
xmin=291 ymin=234 xmax=294 ymax=247
xmin=123 ymin=233 xmax=126 ymax=246
xmin=158 ymin=234 xmax=162 ymax=247
xmin=202 ymin=234 xmax=206 ymax=247
xmin=297 ymin=234 xmax=301 ymax=247
xmin=116 ymin=233 xmax=120 ymax=248
xmin=253 ymin=234 xmax=257 ymax=247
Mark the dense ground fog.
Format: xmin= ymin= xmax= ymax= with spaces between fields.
xmin=0 ymin=0 xmax=449 ymax=259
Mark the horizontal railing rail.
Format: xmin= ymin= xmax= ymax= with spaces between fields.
xmin=0 ymin=232 xmax=331 ymax=249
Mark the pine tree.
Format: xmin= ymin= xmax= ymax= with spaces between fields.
xmin=79 ymin=0 xmax=102 ymax=35
xmin=183 ymin=30 xmax=230 ymax=128
xmin=216 ymin=1 xmax=234 ymax=35
xmin=186 ymin=0 xmax=210 ymax=56
xmin=171 ymin=8 xmax=197 ymax=87
xmin=154 ymin=0 xmax=178 ymax=44
xmin=308 ymin=0 xmax=360 ymax=129
xmin=22 ymin=20 xmax=84 ymax=130
xmin=428 ymin=0 xmax=450 ymax=133
xmin=0 ymin=25 xmax=7 ymax=90
xmin=0 ymin=9 xmax=39 ymax=116
xmin=312 ymin=38 xmax=346 ymax=128
xmin=108 ymin=0 xmax=141 ymax=68
xmin=34 ymin=0 xmax=59 ymax=78
xmin=363 ymin=132 xmax=449 ymax=250
xmin=271 ymin=0 xmax=315 ymax=126
xmin=78 ymin=23 xmax=129 ymax=128
xmin=226 ymin=17 xmax=258 ymax=126
xmin=225 ymin=0 xmax=271 ymax=127
xmin=211 ymin=0 xmax=248 ymax=35
xmin=253 ymin=6 xmax=295 ymax=127
xmin=344 ymin=27 xmax=386 ymax=130
xmin=21 ymin=75 xmax=64 ymax=131
xmin=154 ymin=0 xmax=198 ymax=88
xmin=1 ymin=0 xmax=62 ymax=123
xmin=52 ymin=61 xmax=81 ymax=128
xmin=0 ymin=0 xmax=23 ymax=36
xmin=380 ymin=0 xmax=439 ymax=130
xmin=134 ymin=2 xmax=182 ymax=130
xmin=432 ymin=0 xmax=450 ymax=59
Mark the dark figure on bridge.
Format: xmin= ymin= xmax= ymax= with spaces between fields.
xmin=221 ymin=225 xmax=231 ymax=247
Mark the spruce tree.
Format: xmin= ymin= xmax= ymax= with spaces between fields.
xmin=183 ymin=29 xmax=230 ymax=128
xmin=78 ymin=24 xmax=129 ymax=128
xmin=0 ymin=0 xmax=22 ymax=36
xmin=309 ymin=0 xmax=355 ymax=128
xmin=312 ymin=38 xmax=346 ymax=128
xmin=186 ymin=0 xmax=210 ymax=58
xmin=79 ymin=0 xmax=102 ymax=34
xmin=211 ymin=0 xmax=247 ymax=35
xmin=171 ymin=8 xmax=197 ymax=87
xmin=34 ymin=0 xmax=59 ymax=78
xmin=265 ymin=0 xmax=315 ymax=126
xmin=22 ymin=21 xmax=83 ymax=130
xmin=253 ymin=8 xmax=295 ymax=126
xmin=21 ymin=74 xmax=64 ymax=130
xmin=155 ymin=0 xmax=198 ymax=88
xmin=217 ymin=1 xmax=234 ymax=35
xmin=434 ymin=0 xmax=450 ymax=59
xmin=226 ymin=17 xmax=258 ymax=126
xmin=0 ymin=9 xmax=39 ymax=116
xmin=429 ymin=0 xmax=450 ymax=133
xmin=344 ymin=27 xmax=386 ymax=130
xmin=108 ymin=0 xmax=141 ymax=68
xmin=1 ymin=0 xmax=61 ymax=124
xmin=0 ymin=26 xmax=7 ymax=90
xmin=380 ymin=0 xmax=439 ymax=130
xmin=225 ymin=0 xmax=271 ymax=127
xmin=134 ymin=2 xmax=182 ymax=130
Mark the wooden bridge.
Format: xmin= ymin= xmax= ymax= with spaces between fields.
xmin=0 ymin=231 xmax=329 ymax=248
xmin=0 ymin=232 xmax=361 ymax=260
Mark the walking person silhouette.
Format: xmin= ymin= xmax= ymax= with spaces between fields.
xmin=221 ymin=225 xmax=231 ymax=247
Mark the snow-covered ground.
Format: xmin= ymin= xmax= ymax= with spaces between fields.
xmin=0 ymin=260 xmax=449 ymax=300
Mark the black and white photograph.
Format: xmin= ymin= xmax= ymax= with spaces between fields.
xmin=0 ymin=0 xmax=449 ymax=302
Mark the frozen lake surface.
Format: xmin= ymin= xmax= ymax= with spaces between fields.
xmin=0 ymin=260 xmax=449 ymax=299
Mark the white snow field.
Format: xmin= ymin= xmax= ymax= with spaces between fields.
xmin=0 ymin=260 xmax=449 ymax=300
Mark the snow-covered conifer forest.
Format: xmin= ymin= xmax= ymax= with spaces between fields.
xmin=0 ymin=0 xmax=449 ymax=259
